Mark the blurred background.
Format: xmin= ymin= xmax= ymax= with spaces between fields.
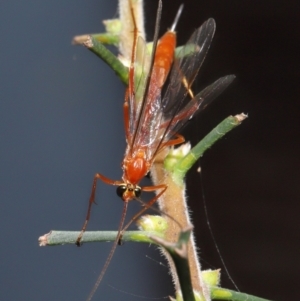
xmin=1 ymin=0 xmax=299 ymax=300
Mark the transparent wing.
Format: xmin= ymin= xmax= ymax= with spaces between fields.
xmin=165 ymin=75 xmax=236 ymax=136
xmin=127 ymin=18 xmax=232 ymax=162
xmin=156 ymin=19 xmax=236 ymax=149
xmin=127 ymin=33 xmax=165 ymax=160
xmin=128 ymin=36 xmax=151 ymax=140
xmin=161 ymin=18 xmax=216 ymax=117
xmin=131 ymin=65 xmax=165 ymax=159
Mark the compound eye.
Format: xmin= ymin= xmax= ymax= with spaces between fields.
xmin=134 ymin=187 xmax=142 ymax=198
xmin=116 ymin=185 xmax=127 ymax=198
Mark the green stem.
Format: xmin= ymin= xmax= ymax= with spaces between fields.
xmin=93 ymin=33 xmax=119 ymax=45
xmin=39 ymin=229 xmax=273 ymax=301
xmin=83 ymin=36 xmax=128 ymax=84
xmin=172 ymin=113 xmax=247 ymax=185
xmin=38 ymin=230 xmax=161 ymax=246
xmin=211 ymin=287 xmax=273 ymax=301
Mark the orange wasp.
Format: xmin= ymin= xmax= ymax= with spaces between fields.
xmin=78 ymin=1 xmax=235 ymax=300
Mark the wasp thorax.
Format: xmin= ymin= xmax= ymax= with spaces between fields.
xmin=123 ymin=152 xmax=148 ymax=185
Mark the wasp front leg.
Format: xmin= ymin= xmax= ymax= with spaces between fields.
xmin=76 ymin=173 xmax=122 ymax=246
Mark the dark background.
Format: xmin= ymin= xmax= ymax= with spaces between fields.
xmin=1 ymin=1 xmax=299 ymax=301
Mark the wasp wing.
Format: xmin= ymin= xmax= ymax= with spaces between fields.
xmin=131 ymin=64 xmax=165 ymax=158
xmin=145 ymin=18 xmax=217 ymax=153
xmin=154 ymin=19 xmax=235 ymax=153
xmin=126 ymin=1 xmax=165 ymax=160
xmin=162 ymin=18 xmax=216 ymax=117
xmin=127 ymin=36 xmax=151 ymax=143
xmin=165 ymin=75 xmax=236 ymax=136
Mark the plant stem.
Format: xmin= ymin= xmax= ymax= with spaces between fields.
xmin=210 ymin=287 xmax=273 ymax=301
xmin=92 ymin=33 xmax=119 ymax=45
xmin=172 ymin=113 xmax=247 ymax=185
xmin=151 ymin=113 xmax=247 ymax=301
xmin=38 ymin=230 xmax=160 ymax=246
xmin=151 ymin=227 xmax=196 ymax=301
xmin=73 ymin=35 xmax=129 ymax=84
xmin=118 ymin=0 xmax=145 ymax=60
xmin=151 ymin=148 xmax=211 ymax=300
xmin=38 ymin=230 xmax=273 ymax=301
